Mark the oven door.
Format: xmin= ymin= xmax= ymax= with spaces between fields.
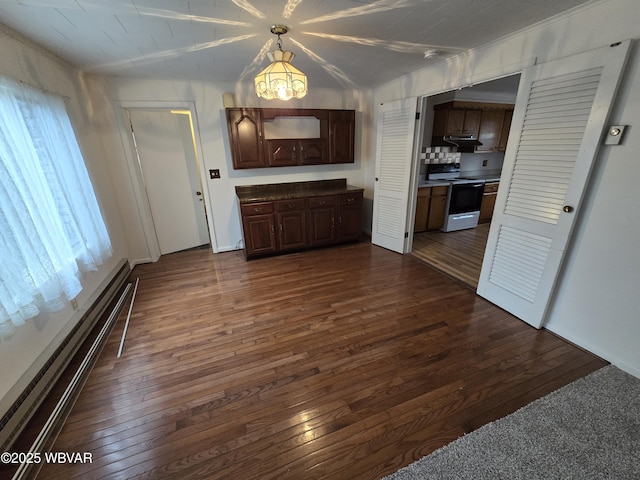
xmin=448 ymin=182 xmax=485 ymax=214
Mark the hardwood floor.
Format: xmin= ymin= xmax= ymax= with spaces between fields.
xmin=411 ymin=224 xmax=490 ymax=288
xmin=16 ymin=241 xmax=606 ymax=479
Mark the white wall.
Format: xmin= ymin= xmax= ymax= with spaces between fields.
xmin=90 ymin=77 xmax=375 ymax=260
xmin=0 ymin=26 xmax=129 ymax=414
xmin=373 ymin=0 xmax=640 ymax=376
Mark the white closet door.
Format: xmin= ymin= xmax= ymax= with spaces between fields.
xmin=129 ymin=110 xmax=210 ymax=255
xmin=477 ymin=41 xmax=630 ymax=328
xmin=371 ymin=97 xmax=418 ymax=253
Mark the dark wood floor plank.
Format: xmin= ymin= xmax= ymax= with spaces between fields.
xmin=21 ymin=241 xmax=607 ymax=480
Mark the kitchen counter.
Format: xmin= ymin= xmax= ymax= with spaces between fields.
xmin=418 ymin=180 xmax=451 ymax=187
xmin=459 ymin=170 xmax=502 ymax=182
xmin=235 ymin=178 xmax=363 ymax=203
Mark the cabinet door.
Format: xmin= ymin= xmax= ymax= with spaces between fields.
xmin=308 ymin=196 xmax=336 ymax=246
xmin=427 ymin=186 xmax=448 ymax=230
xmin=242 ymin=214 xmax=277 ymax=256
xmin=299 ymin=139 xmax=328 ymax=165
xmin=445 ymin=109 xmax=466 ymax=135
xmin=276 ymin=199 xmax=307 ymax=250
xmin=479 ymin=182 xmax=499 ymax=223
xmin=414 ymin=187 xmax=431 ymax=233
xmin=267 ymin=139 xmax=298 ymax=167
xmin=337 ymin=192 xmax=363 ymax=242
xmin=329 ymin=110 xmax=355 ymax=163
xmin=442 ymin=108 xmax=481 ymax=137
xmin=476 ymin=110 xmax=505 ymax=152
xmin=498 ymin=109 xmax=513 ymax=151
xmin=461 ymin=109 xmax=481 ymax=135
xmin=227 ymin=108 xmax=266 ymax=169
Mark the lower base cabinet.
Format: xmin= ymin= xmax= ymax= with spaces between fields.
xmin=414 ymin=185 xmax=448 ymax=232
xmin=240 ymin=190 xmax=363 ymax=258
xmin=479 ymin=182 xmax=499 ymax=224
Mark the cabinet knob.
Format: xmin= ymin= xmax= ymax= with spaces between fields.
xmin=254 ymin=207 xmax=262 ymax=212
xmin=347 ymin=198 xmax=354 ymax=203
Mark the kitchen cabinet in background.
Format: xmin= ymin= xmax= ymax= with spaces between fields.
xmin=498 ymin=109 xmax=513 ymax=152
xmin=431 ymin=102 xmax=514 ymax=151
xmin=479 ymin=181 xmax=499 ymax=223
xmin=427 ymin=186 xmax=448 ymax=231
xmin=432 ymin=107 xmax=481 ymax=142
xmin=414 ymin=185 xmax=448 ymax=232
xmin=414 ymin=187 xmax=431 ymax=232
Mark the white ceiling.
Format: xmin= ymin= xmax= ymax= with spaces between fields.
xmin=0 ymin=0 xmax=595 ymax=90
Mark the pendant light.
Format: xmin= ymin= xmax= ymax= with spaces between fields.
xmin=254 ymin=25 xmax=308 ymax=100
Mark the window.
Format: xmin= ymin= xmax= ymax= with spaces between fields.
xmin=0 ymin=76 xmax=112 ymax=335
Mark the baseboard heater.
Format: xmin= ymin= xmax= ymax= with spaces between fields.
xmin=0 ymin=260 xmax=132 ymax=465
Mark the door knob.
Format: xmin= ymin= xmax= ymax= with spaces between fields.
xmin=563 ymin=205 xmax=574 ymax=213
xmin=196 ymin=191 xmax=202 ymax=196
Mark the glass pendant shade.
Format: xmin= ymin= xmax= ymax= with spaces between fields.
xmin=254 ymin=50 xmax=308 ymax=100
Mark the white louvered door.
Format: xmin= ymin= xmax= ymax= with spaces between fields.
xmin=371 ymin=98 xmax=418 ymax=253
xmin=477 ymin=41 xmax=630 ymax=328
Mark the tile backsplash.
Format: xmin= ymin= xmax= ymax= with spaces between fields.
xmin=421 ymin=146 xmax=461 ymax=164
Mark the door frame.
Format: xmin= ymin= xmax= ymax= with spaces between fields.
xmin=115 ymin=100 xmax=217 ymax=263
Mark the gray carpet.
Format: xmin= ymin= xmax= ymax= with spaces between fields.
xmin=383 ymin=365 xmax=640 ymax=480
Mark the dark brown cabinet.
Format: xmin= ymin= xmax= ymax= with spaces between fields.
xmin=336 ymin=192 xmax=362 ymax=242
xmin=308 ymin=195 xmax=336 ymax=246
xmin=266 ymin=139 xmax=328 ymax=166
xmin=227 ymin=108 xmax=354 ymax=169
xmin=240 ymin=202 xmax=277 ymax=256
xmin=276 ymin=199 xmax=307 ymax=250
xmin=226 ymin=108 xmax=266 ymax=168
xmin=237 ymin=181 xmax=363 ymax=258
xmin=329 ymin=110 xmax=355 ymax=164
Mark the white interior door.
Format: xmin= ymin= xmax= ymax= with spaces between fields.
xmin=371 ymin=97 xmax=418 ymax=253
xmin=129 ymin=109 xmax=209 ymax=255
xmin=477 ymin=41 xmax=630 ymax=328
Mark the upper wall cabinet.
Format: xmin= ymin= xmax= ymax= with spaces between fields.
xmin=226 ymin=108 xmax=355 ymax=169
xmin=431 ymin=102 xmax=514 ymax=152
xmin=227 ymin=108 xmax=266 ymax=169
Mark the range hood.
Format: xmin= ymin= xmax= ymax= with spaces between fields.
xmin=442 ymin=135 xmax=483 ymax=147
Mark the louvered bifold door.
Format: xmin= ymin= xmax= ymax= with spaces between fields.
xmin=477 ymin=41 xmax=630 ymax=328
xmin=371 ymin=97 xmax=418 ymax=253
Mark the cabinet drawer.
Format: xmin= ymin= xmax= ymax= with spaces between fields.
xmin=338 ymin=192 xmax=363 ymax=205
xmin=417 ymin=187 xmax=431 ymax=198
xmin=308 ymin=195 xmax=336 ymax=208
xmin=431 ymin=186 xmax=449 ymax=196
xmin=484 ymin=182 xmax=499 ymax=194
xmin=276 ymin=198 xmax=306 ymax=212
xmin=241 ymin=202 xmax=274 ymax=216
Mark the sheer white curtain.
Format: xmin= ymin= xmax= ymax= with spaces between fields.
xmin=0 ymin=76 xmax=112 ymax=335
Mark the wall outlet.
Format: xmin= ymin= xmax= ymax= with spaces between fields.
xmin=482 ymin=159 xmax=488 ymax=167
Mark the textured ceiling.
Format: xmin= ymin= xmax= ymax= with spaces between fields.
xmin=0 ymin=0 xmax=595 ymax=90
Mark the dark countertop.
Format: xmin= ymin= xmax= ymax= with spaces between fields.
xmin=236 ymin=179 xmax=364 ymax=203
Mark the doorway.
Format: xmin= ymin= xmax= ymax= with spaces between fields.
xmin=127 ymin=108 xmax=210 ymax=256
xmin=410 ymin=75 xmax=520 ymax=288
